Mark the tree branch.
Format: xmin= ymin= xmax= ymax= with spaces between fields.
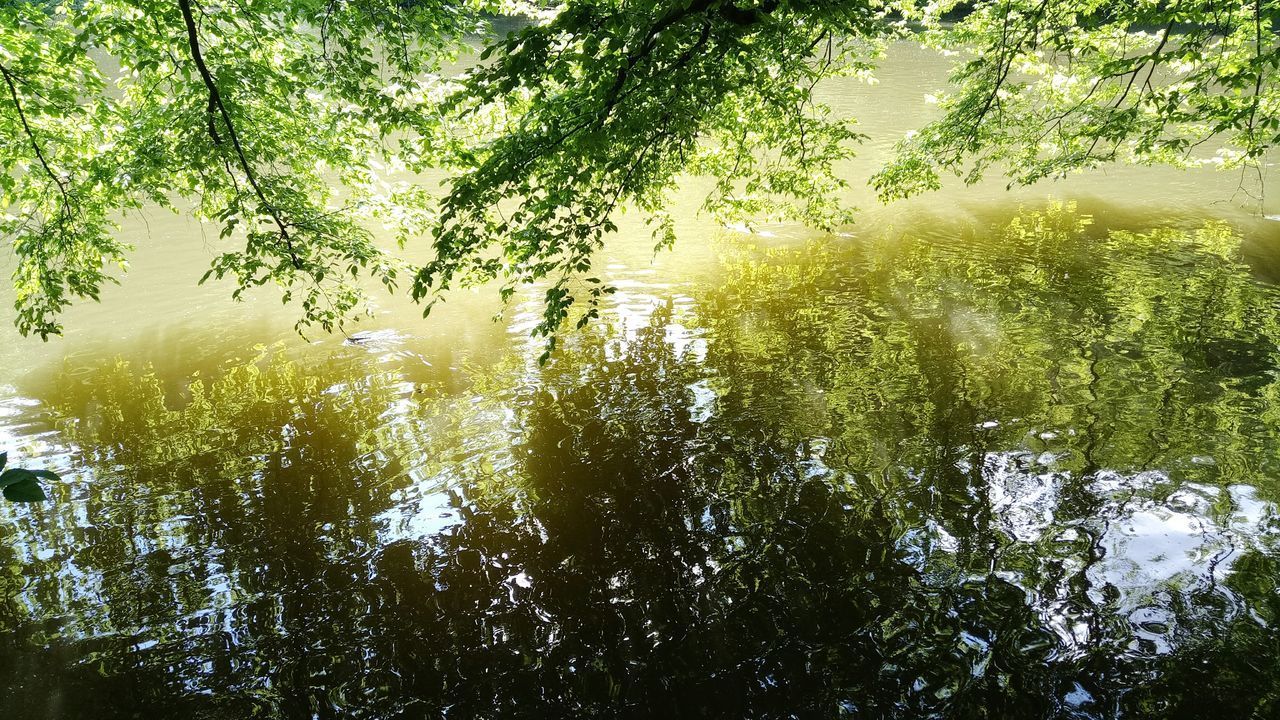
xmin=0 ymin=62 xmax=73 ymax=224
xmin=177 ymin=0 xmax=300 ymax=268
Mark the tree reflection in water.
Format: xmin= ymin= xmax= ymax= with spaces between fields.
xmin=2 ymin=203 xmax=1279 ymax=718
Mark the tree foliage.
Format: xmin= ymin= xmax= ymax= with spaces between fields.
xmin=876 ymin=1 xmax=1280 ymax=200
xmin=416 ymin=1 xmax=897 ymax=354
xmin=0 ymin=0 xmax=497 ymax=338
xmin=2 ymin=0 xmax=1279 ymax=346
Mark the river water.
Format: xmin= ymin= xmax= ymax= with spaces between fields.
xmin=2 ymin=42 xmax=1280 ymax=718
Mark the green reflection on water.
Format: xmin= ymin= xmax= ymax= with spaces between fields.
xmin=3 ymin=204 xmax=1280 ymax=718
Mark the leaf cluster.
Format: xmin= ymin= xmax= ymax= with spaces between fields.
xmin=875 ymin=0 xmax=1280 ymax=200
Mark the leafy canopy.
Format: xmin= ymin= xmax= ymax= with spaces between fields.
xmin=875 ymin=0 xmax=1280 ymax=198
xmin=1 ymin=0 xmax=504 ymax=338
xmin=2 ymin=0 xmax=1278 ymax=348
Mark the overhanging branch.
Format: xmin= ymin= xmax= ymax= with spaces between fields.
xmin=177 ymin=0 xmax=301 ymax=268
xmin=0 ymin=62 xmax=73 ymax=224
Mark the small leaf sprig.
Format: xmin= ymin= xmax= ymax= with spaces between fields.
xmin=0 ymin=451 xmax=57 ymax=502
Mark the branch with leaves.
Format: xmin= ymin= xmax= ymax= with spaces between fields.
xmin=874 ymin=0 xmax=1280 ymax=202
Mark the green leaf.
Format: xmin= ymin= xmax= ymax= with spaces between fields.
xmin=0 ymin=451 xmax=6 ymax=471
xmin=3 ymin=479 xmax=46 ymax=503
xmin=0 ymin=468 xmax=35 ymax=488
